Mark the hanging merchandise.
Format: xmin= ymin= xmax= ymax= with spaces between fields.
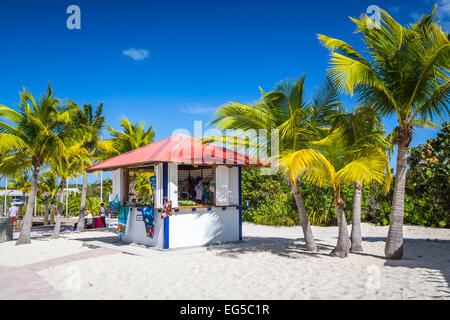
xmin=108 ymin=194 xmax=120 ymax=214
xmin=118 ymin=206 xmax=130 ymax=236
xmin=149 ymin=176 xmax=156 ymax=193
xmin=141 ymin=206 xmax=155 ymax=238
xmin=161 ymin=200 xmax=173 ymax=219
xmin=203 ymin=181 xmax=212 ymax=204
xmin=195 ymin=182 xmax=203 ymax=201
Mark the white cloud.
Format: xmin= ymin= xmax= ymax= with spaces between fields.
xmin=180 ymin=105 xmax=217 ymax=114
xmin=122 ymin=48 xmax=150 ymax=61
xmin=437 ymin=0 xmax=450 ymax=31
xmin=389 ymin=6 xmax=400 ymax=14
xmin=410 ymin=11 xmax=421 ymax=21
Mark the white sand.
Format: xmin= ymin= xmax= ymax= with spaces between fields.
xmin=2 ymin=223 xmax=450 ymax=299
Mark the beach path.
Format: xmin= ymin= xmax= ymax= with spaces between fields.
xmin=0 ymin=247 xmax=119 ymax=300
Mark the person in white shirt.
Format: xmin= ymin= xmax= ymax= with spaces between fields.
xmin=84 ymin=210 xmax=93 ymax=219
xmin=8 ymin=203 xmax=19 ymax=229
xmin=99 ymin=203 xmax=107 ymax=228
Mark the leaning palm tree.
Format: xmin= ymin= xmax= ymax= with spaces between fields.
xmin=318 ymin=6 xmax=449 ymax=258
xmin=102 ymin=117 xmax=155 ymax=202
xmin=281 ymin=127 xmax=388 ymax=257
xmin=333 ymin=106 xmax=392 ymax=252
xmin=68 ymin=102 xmax=106 ymax=232
xmin=39 ymin=171 xmax=59 ymax=225
xmin=210 ymin=75 xmax=341 ymax=251
xmin=51 ymin=141 xmax=90 ymax=239
xmin=0 ymin=83 xmax=74 ymax=245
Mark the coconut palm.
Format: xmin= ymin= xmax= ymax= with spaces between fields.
xmin=332 ymin=106 xmax=392 ymax=251
xmin=281 ymin=127 xmax=388 ymax=257
xmin=0 ymin=83 xmax=74 ymax=245
xmin=8 ymin=172 xmax=32 ymax=220
xmin=103 ymin=117 xmax=155 ymax=202
xmin=134 ymin=172 xmax=153 ymax=204
xmin=51 ymin=141 xmax=90 ymax=239
xmin=39 ymin=171 xmax=59 ymax=225
xmin=68 ymin=102 xmax=106 ymax=232
xmin=318 ymin=6 xmax=449 ymax=258
xmin=210 ymin=75 xmax=341 ymax=251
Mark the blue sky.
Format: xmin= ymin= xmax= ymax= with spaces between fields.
xmin=0 ymin=0 xmax=449 ymax=184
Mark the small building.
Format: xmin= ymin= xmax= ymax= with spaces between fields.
xmin=86 ymin=133 xmax=265 ymax=249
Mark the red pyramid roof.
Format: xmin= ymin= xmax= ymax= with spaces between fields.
xmin=86 ymin=133 xmax=266 ymax=172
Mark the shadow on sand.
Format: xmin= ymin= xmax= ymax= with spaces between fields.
xmin=208 ymin=236 xmax=335 ymax=260
xmin=209 ymin=234 xmax=450 ymax=296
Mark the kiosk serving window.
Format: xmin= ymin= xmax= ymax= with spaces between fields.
xmin=177 ymin=165 xmax=215 ymax=206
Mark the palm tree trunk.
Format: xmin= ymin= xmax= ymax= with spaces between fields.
xmin=290 ymin=181 xmax=318 ymax=251
xmin=350 ymin=181 xmax=363 ymax=252
xmin=76 ymin=170 xmax=88 ymax=232
xmin=16 ymin=165 xmax=40 ymax=245
xmin=51 ymin=179 xmax=65 ymax=239
xmin=50 ymin=203 xmax=55 ymax=224
xmin=385 ymin=143 xmax=409 ymax=259
xmin=43 ymin=203 xmax=49 ymax=225
xmin=330 ymin=190 xmax=350 ymax=257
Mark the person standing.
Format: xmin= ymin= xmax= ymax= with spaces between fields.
xmin=8 ymin=203 xmax=18 ymax=229
xmin=99 ymin=203 xmax=107 ymax=228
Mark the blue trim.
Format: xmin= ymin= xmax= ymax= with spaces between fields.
xmin=163 ymin=163 xmax=169 ymax=249
xmin=175 ymin=209 xmax=179 ymax=213
xmin=222 ymin=206 xmax=226 ymax=211
xmin=238 ymin=166 xmax=242 ymax=240
xmin=192 ymin=208 xmax=196 ymax=212
xmin=164 ymin=217 xmax=169 ymax=249
xmin=207 ymin=207 xmax=212 ymax=211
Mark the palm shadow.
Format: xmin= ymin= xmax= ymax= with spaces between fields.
xmin=353 ymin=235 xmax=450 ymax=297
xmin=207 ymin=236 xmax=335 ymax=259
xmin=383 ymin=238 xmax=450 ymax=297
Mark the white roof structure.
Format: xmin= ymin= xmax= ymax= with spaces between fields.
xmin=0 ymin=189 xmax=24 ymax=197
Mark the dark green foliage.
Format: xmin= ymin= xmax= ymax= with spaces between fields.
xmin=405 ymin=122 xmax=450 ymax=228
xmin=241 ymin=169 xmax=298 ymax=226
xmin=242 ymin=120 xmax=449 ymax=231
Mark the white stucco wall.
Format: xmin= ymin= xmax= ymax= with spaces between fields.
xmin=169 ymin=207 xmax=240 ymax=249
xmin=121 ymin=207 xmax=165 ymax=248
xmin=111 ymin=168 xmax=125 ymax=204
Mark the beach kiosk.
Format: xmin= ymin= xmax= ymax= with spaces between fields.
xmin=86 ymin=133 xmax=264 ymax=249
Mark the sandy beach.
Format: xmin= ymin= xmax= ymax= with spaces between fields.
xmin=0 ymin=222 xmax=449 ymax=300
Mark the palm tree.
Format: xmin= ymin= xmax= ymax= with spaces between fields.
xmin=0 ymin=83 xmax=73 ymax=245
xmin=318 ymin=6 xmax=449 ymax=259
xmin=39 ymin=171 xmax=59 ymax=225
xmin=282 ymin=127 xmax=388 ymax=257
xmin=103 ymin=117 xmax=155 ymax=202
xmin=69 ymin=102 xmax=106 ymax=232
xmin=210 ymin=75 xmax=341 ymax=251
xmin=333 ymin=106 xmax=392 ymax=251
xmin=51 ymin=141 xmax=90 ymax=239
xmin=9 ymin=172 xmax=32 ymax=220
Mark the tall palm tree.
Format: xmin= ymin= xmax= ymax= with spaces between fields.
xmin=0 ymin=83 xmax=73 ymax=245
xmin=69 ymin=102 xmax=106 ymax=232
xmin=9 ymin=172 xmax=32 ymax=220
xmin=39 ymin=171 xmax=59 ymax=225
xmin=51 ymin=141 xmax=90 ymax=239
xmin=282 ymin=127 xmax=388 ymax=257
xmin=210 ymin=75 xmax=341 ymax=251
xmin=103 ymin=117 xmax=155 ymax=202
xmin=333 ymin=106 xmax=392 ymax=251
xmin=318 ymin=6 xmax=449 ymax=258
